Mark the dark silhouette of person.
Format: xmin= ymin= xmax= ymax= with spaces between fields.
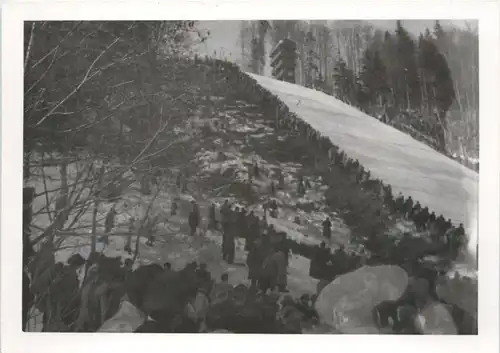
xmin=188 ymin=201 xmax=200 ymax=236
xmin=208 ymin=203 xmax=217 ymax=230
xmin=322 ymin=217 xmax=332 ymax=239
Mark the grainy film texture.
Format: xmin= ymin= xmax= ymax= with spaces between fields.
xmin=23 ymin=20 xmax=478 ymax=334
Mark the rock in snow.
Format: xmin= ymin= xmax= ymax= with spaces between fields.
xmin=315 ymin=265 xmax=408 ymax=332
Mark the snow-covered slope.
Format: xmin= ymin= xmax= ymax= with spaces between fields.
xmin=248 ymin=73 xmax=478 ymax=234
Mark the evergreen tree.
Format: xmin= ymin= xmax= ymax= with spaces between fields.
xmin=332 ymin=54 xmax=356 ymax=104
xmin=418 ymin=33 xmax=435 ymax=116
xmin=269 ymin=20 xmax=299 ymax=46
xmin=304 ymin=31 xmax=319 ymax=88
xmin=418 ymin=32 xmax=456 ymax=151
xmin=380 ymin=31 xmax=398 ymax=109
xmin=358 ymin=48 xmax=389 ymax=110
xmin=257 ymin=20 xmax=270 ymax=73
xmin=249 ymin=21 xmax=267 ymax=75
xmin=394 ymin=20 xmax=421 ymax=110
xmin=314 ymin=73 xmax=331 ymax=94
xmin=250 ymin=36 xmax=261 ymax=74
xmin=433 ymin=20 xmax=447 ymax=47
xmin=238 ymin=21 xmax=253 ymax=71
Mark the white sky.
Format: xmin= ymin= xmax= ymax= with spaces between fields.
xmin=194 ymin=20 xmax=474 ymax=62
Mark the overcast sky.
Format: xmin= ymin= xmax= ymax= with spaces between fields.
xmin=193 ymin=20 xmax=474 ymax=61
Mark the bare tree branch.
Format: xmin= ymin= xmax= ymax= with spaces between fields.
xmin=27 ymin=88 xmax=47 ymax=120
xmin=132 ymin=186 xmax=162 ymax=263
xmin=90 ymin=166 xmax=106 ymax=254
xmin=64 ymin=164 xmax=97 ymax=230
xmin=30 ymin=162 xmax=97 ymax=245
xmin=40 ymin=152 xmax=54 ymax=223
xmin=30 ymin=22 xmax=82 ymax=70
xmin=140 ymin=137 xmax=187 ymax=163
xmin=24 ymin=22 xmax=36 ymax=72
xmin=33 ymin=37 xmax=121 ymax=128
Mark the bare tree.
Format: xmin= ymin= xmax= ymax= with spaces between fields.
xmin=23 ymin=21 xmax=209 ymax=331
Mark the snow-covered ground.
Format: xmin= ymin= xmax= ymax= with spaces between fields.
xmin=25 ymin=160 xmax=320 ymax=288
xmin=25 ymin=71 xmax=478 ymax=332
xmin=248 ymin=73 xmax=479 ymax=260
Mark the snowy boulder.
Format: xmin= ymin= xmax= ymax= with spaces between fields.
xmin=98 ymin=298 xmax=146 ymax=332
xmin=414 ymin=302 xmax=458 ymax=334
xmin=315 ymin=265 xmax=408 ymax=333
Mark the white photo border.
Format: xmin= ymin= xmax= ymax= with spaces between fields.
xmin=1 ymin=1 xmax=498 ymax=353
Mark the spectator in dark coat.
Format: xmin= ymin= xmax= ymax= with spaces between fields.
xmin=411 ymin=201 xmax=422 ymax=219
xmin=429 ymin=211 xmax=437 ymax=225
xmin=220 ymin=200 xmax=231 ymax=232
xmin=195 ymin=263 xmax=212 ymax=289
xmin=188 ymin=201 xmax=200 ymax=236
xmin=415 ymin=207 xmax=430 ymax=231
xmin=247 ymin=239 xmax=264 ymax=288
xmin=170 ymin=199 xmax=178 ymax=216
xmin=395 ymin=193 xmax=405 ymax=214
xmin=331 ymin=245 xmax=348 ymax=277
xmin=222 ymin=216 xmax=236 ymax=264
xmin=403 ymin=197 xmax=414 ymax=220
xmin=253 ymin=162 xmax=260 ymax=179
xmin=297 ymin=180 xmax=306 ymax=197
xmin=101 ymin=205 xmax=117 ymax=245
xmin=244 ymin=211 xmax=258 ymax=251
xmin=208 ymin=203 xmax=217 ymax=230
xmin=237 ymin=208 xmax=248 ymax=240
xmin=181 ymin=171 xmax=189 ymax=193
xmin=322 ymin=217 xmax=332 ymax=239
xmin=270 ymin=181 xmax=276 ymax=196
xmin=309 ymin=242 xmax=330 ymax=280
xmin=175 ymin=172 xmax=182 ymax=188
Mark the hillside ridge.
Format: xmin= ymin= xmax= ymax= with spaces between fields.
xmin=245 ymin=72 xmax=477 ymax=231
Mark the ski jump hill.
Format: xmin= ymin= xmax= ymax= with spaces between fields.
xmin=247 ymin=73 xmax=478 ymax=233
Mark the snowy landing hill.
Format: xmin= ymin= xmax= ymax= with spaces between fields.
xmin=248 ymin=73 xmax=478 ymax=235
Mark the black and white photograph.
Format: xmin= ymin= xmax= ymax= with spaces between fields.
xmin=2 ymin=1 xmax=500 ymax=353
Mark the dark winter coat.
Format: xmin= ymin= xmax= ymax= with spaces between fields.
xmin=404 ymin=198 xmax=414 ymax=214
xmin=248 ymin=215 xmax=260 ymax=239
xmin=261 ymin=251 xmax=287 ymax=289
xmin=105 ymin=209 xmax=116 ymax=233
xmin=322 ymin=220 xmax=332 ymax=238
xmin=309 ymin=247 xmax=331 ymax=280
xmin=222 ymin=227 xmax=236 ymax=256
xmin=220 ymin=204 xmax=231 ymax=224
xmin=142 ymin=269 xmax=197 ymax=322
xmin=237 ymin=211 xmax=248 ymax=234
xmin=189 ymin=208 xmax=200 ymax=228
xmin=209 ymin=205 xmax=216 ymax=222
xmin=246 ymin=249 xmax=261 ymax=281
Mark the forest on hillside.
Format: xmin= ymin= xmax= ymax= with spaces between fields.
xmin=238 ymin=20 xmax=479 ymax=166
